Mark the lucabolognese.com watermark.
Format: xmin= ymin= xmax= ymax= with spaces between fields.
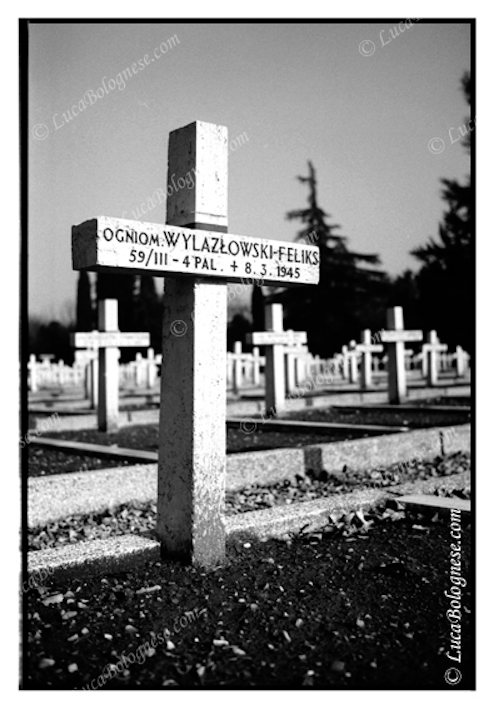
xmin=359 ymin=19 xmax=420 ymax=57
xmin=170 ymin=273 xmax=265 ymax=338
xmin=83 ymin=607 xmax=206 ymax=690
xmin=443 ymin=507 xmax=466 ymax=686
xmin=32 ymin=34 xmax=180 ymax=141
xmin=123 ymin=168 xmax=197 ymax=222
xmin=240 ymin=362 xmax=336 ymax=434
xmin=428 ymin=117 xmax=476 ymax=155
xmin=21 ymin=565 xmax=55 ymax=594
xmin=122 ymin=131 xmax=250 ymax=222
xmin=20 ymin=412 xmax=60 ymax=448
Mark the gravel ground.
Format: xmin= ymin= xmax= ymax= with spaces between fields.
xmin=400 ymin=396 xmax=470 ymax=407
xmin=27 ymin=399 xmax=470 ymax=478
xmin=27 ymin=424 xmax=373 ymax=478
xmin=28 ymin=452 xmax=470 ymax=552
xmin=24 ymin=502 xmax=473 ymax=690
xmin=282 ymin=402 xmax=470 ymax=427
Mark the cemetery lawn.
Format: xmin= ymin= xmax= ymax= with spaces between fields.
xmin=25 ymin=503 xmax=473 ymax=689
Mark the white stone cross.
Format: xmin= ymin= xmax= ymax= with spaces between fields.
xmin=340 ymin=345 xmax=350 ymax=380
xmin=247 ymin=304 xmax=307 ymax=414
xmin=380 ymin=307 xmax=423 ymax=404
xmin=71 ymin=299 xmax=150 ymax=431
xmin=356 ymin=329 xmax=383 ymax=389
xmin=28 ymin=354 xmax=38 ymax=393
xmin=39 ymin=354 xmax=54 ymax=365
xmin=285 ymin=344 xmax=308 ymax=393
xmin=251 ymin=346 xmax=262 ymax=386
xmin=347 ymin=340 xmax=360 ymax=384
xmin=455 ymin=345 xmax=467 ymax=378
xmin=72 ymin=120 xmax=319 ymax=568
xmin=295 ymin=346 xmax=309 ymax=387
xmin=86 ymin=357 xmax=99 ymax=407
xmin=231 ymin=341 xmax=244 ymax=394
xmin=146 ymin=347 xmax=157 ymax=389
xmin=422 ymin=330 xmax=447 ymax=386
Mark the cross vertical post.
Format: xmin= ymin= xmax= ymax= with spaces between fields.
xmin=252 ymin=346 xmax=261 ymax=386
xmin=381 ymin=307 xmax=423 ymax=404
xmin=295 ymin=347 xmax=308 ymax=387
xmin=97 ymin=300 xmax=120 ymax=432
xmin=423 ymin=330 xmax=447 ymax=387
xmin=71 ymin=302 xmax=149 ymax=429
xmin=386 ymin=307 xmax=406 ymax=404
xmin=28 ymin=355 xmax=38 ymax=393
xmin=247 ymin=305 xmax=307 ymax=415
xmin=232 ymin=341 xmax=243 ymax=394
xmin=87 ymin=357 xmax=98 ymax=407
xmin=421 ymin=351 xmax=428 ymax=378
xmin=284 ymin=348 xmax=298 ymax=395
xmin=455 ymin=345 xmax=465 ymax=377
xmin=157 ymin=121 xmax=228 ymax=567
xmin=265 ymin=304 xmax=285 ymax=414
xmin=341 ymin=345 xmax=349 ymax=380
xmin=348 ymin=340 xmax=359 ymax=384
xmin=146 ymin=347 xmax=157 ymax=389
xmin=357 ymin=329 xmax=383 ymax=389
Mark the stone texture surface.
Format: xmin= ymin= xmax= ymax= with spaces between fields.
xmin=167 ymin=121 xmax=228 ymax=229
xmin=225 ymin=490 xmax=389 ymax=541
xmin=28 ymin=534 xmax=161 ymax=581
xmin=157 ymin=277 xmax=227 ymax=567
xmin=226 ymin=469 xmax=471 ymax=542
xmin=28 ymin=424 xmax=470 ymax=527
xmin=28 ymin=470 xmax=470 ymax=580
xmin=263 ymin=304 xmax=287 ymax=415
xmin=34 ymin=437 xmax=158 ymax=464
xmin=388 ymin=470 xmax=470 ymax=496
xmin=28 ymin=464 xmax=157 ymax=528
xmin=318 ymin=427 xmax=441 ymax=476
xmin=397 ymin=494 xmax=470 ymax=514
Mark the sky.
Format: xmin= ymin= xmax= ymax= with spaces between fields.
xmin=28 ymin=20 xmax=471 ymax=321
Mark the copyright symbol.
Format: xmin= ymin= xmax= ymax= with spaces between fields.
xmin=240 ymin=418 xmax=257 ymax=435
xmin=444 ymin=667 xmax=462 ymax=685
xmin=428 ymin=137 xmax=445 ymax=154
xmin=359 ymin=40 xmax=376 ymax=57
xmin=170 ymin=320 xmax=187 ymax=337
xmin=33 ymin=124 xmax=49 ymax=140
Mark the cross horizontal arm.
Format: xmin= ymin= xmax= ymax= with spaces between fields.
xmin=356 ymin=343 xmax=384 ymax=353
xmin=380 ymin=330 xmax=423 ymax=343
xmin=246 ymin=331 xmax=308 ymax=346
xmin=422 ymin=343 xmax=448 ymax=352
xmin=71 ymin=332 xmax=150 ymax=348
xmin=72 ymin=217 xmax=320 ymax=287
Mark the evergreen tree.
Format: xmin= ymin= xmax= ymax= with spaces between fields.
xmin=135 ymin=274 xmax=162 ymax=353
xmin=276 ymin=162 xmax=390 ymax=355
xmin=388 ymin=270 xmax=422 ymax=329
xmin=76 ymin=271 xmax=93 ymax=331
xmin=96 ymin=273 xmax=136 ymax=361
xmin=35 ymin=320 xmax=73 ymax=364
xmin=410 ymin=72 xmax=472 ymax=352
xmin=251 ymin=284 xmax=265 ymax=333
xmin=227 ymin=313 xmax=252 ymax=352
